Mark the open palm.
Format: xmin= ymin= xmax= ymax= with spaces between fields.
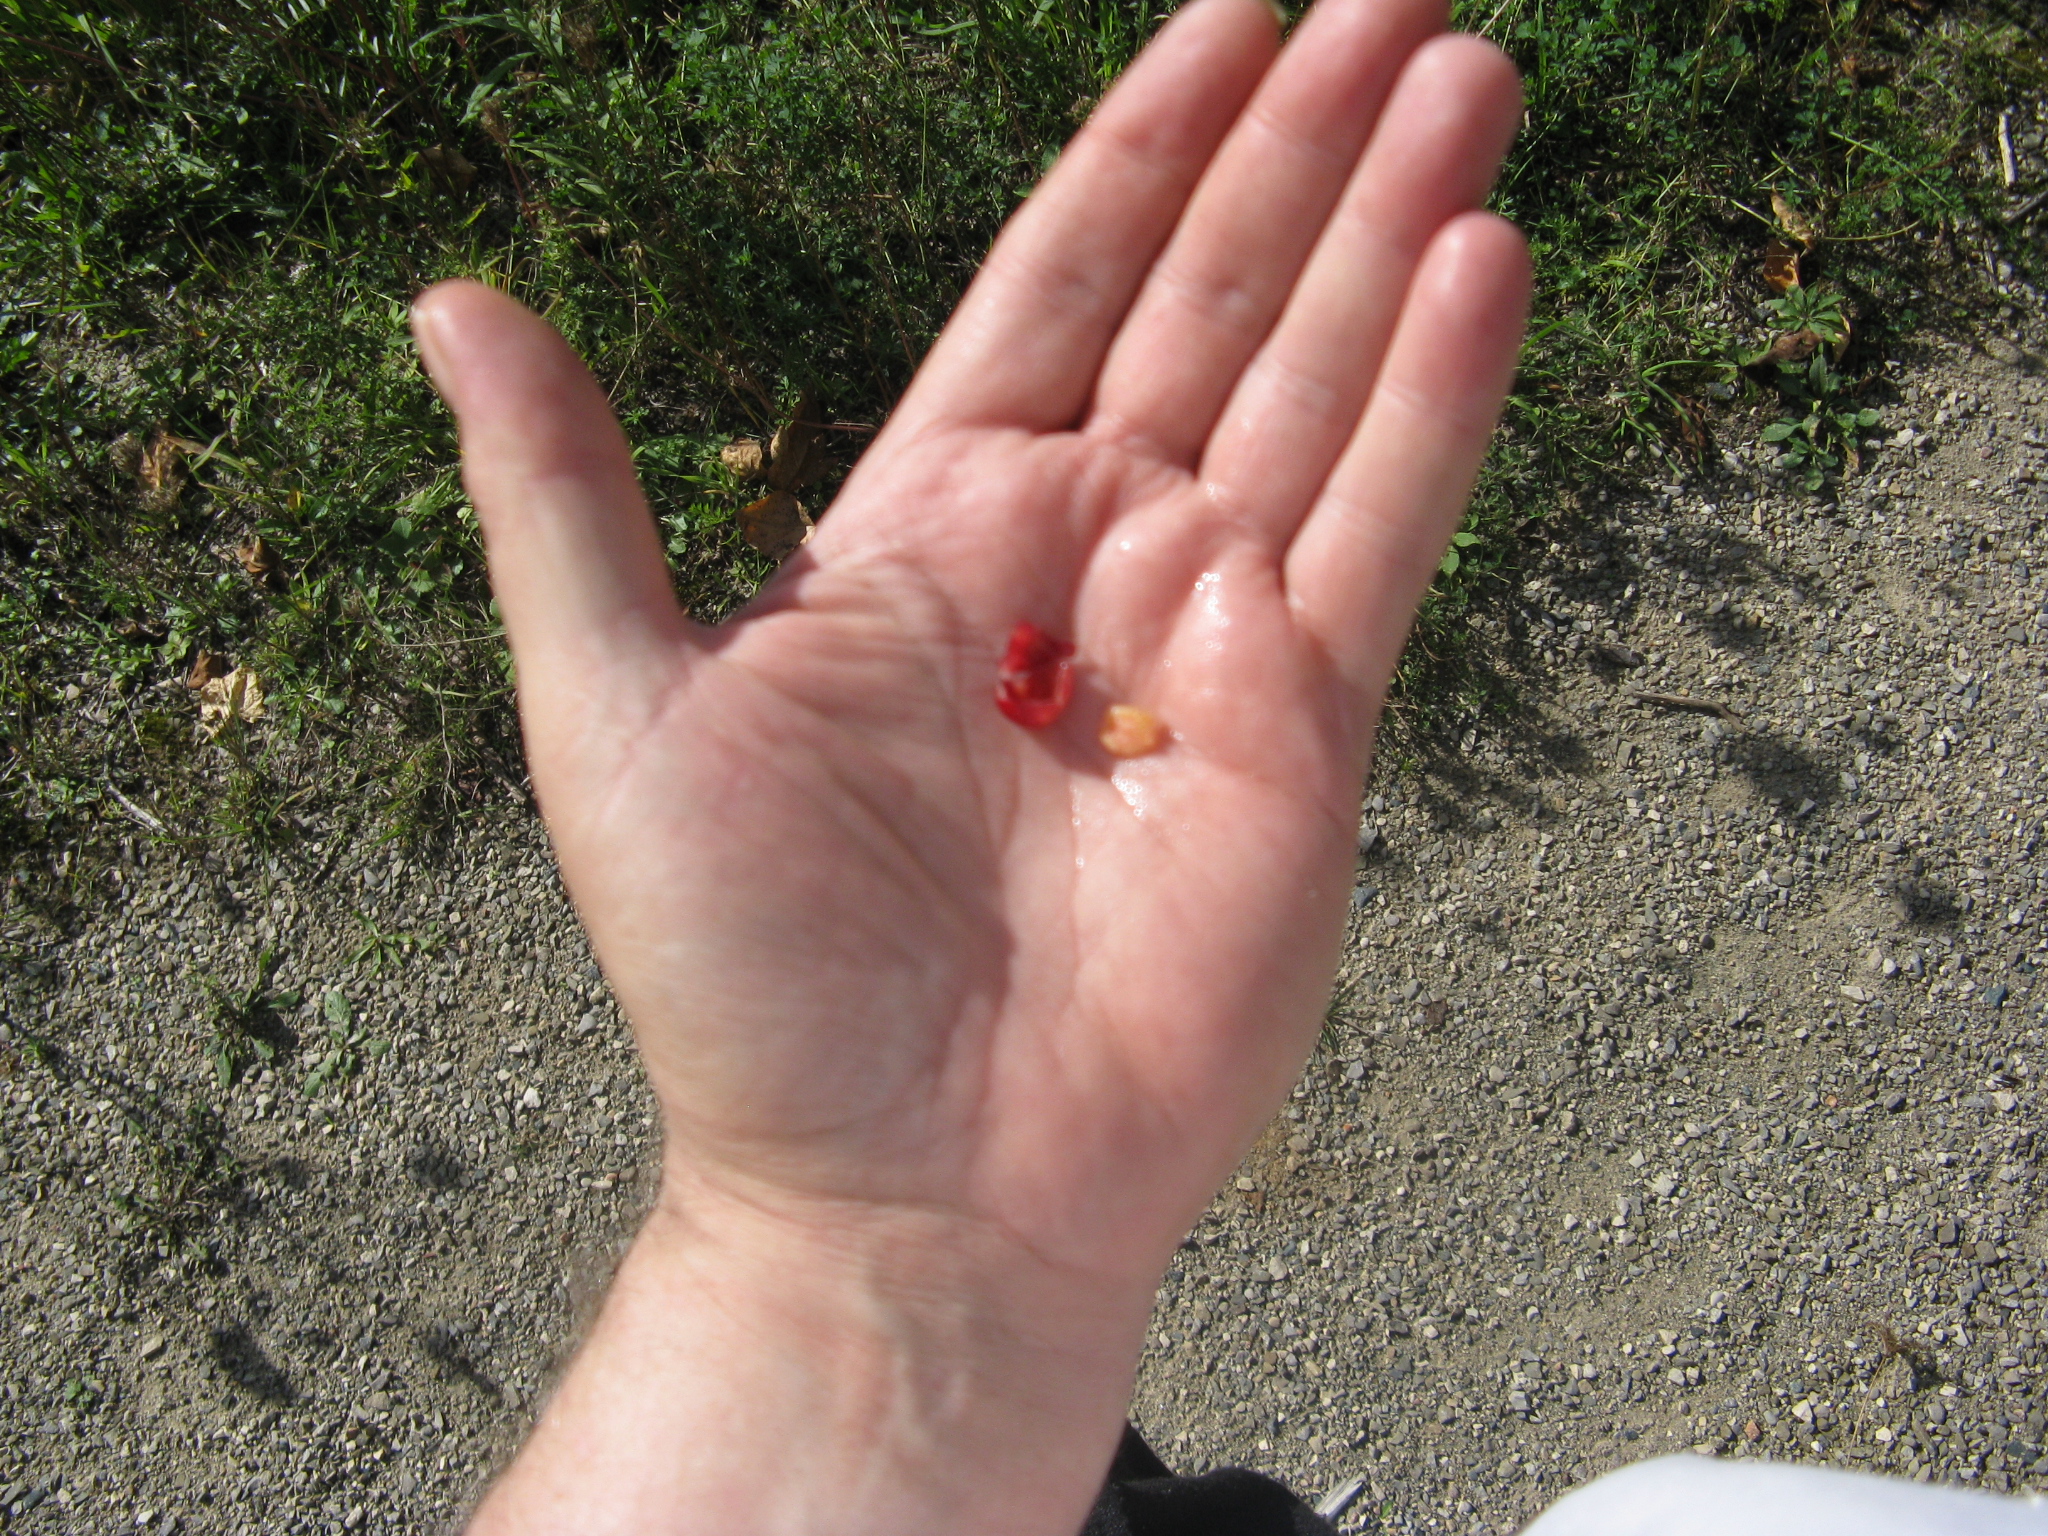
xmin=418 ymin=0 xmax=1526 ymax=1320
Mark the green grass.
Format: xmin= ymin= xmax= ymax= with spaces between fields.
xmin=1404 ymin=0 xmax=2047 ymax=725
xmin=0 ymin=0 xmax=2042 ymax=916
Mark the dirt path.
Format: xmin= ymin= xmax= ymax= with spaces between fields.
xmin=2 ymin=335 xmax=2046 ymax=1533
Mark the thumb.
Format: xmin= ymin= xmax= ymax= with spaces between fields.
xmin=410 ymin=280 xmax=693 ymax=766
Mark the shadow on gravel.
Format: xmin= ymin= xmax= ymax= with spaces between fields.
xmin=420 ymin=1322 xmax=503 ymax=1402
xmin=1719 ymin=733 xmax=1845 ymax=811
xmin=209 ymin=1322 xmax=295 ymax=1403
xmin=405 ymin=1142 xmax=468 ymax=1192
xmin=243 ymin=1007 xmax=301 ymax=1066
xmin=255 ymin=1155 xmax=312 ymax=1190
xmin=292 ymin=1326 xmax=338 ymax=1361
xmin=1891 ymin=875 xmax=1964 ymax=929
xmin=1384 ymin=622 xmax=1600 ymax=810
xmin=10 ymin=1043 xmax=220 ymax=1181
xmin=221 ymin=1158 xmax=313 ymax=1227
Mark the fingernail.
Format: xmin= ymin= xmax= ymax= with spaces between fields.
xmin=409 ymin=296 xmax=456 ymax=401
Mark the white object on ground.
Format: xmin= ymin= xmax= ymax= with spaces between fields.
xmin=1522 ymin=1455 xmax=2048 ymax=1536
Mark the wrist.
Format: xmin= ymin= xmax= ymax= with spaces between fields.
xmin=468 ymin=1166 xmax=1152 ymax=1536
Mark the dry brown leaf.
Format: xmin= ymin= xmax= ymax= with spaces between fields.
xmin=564 ymin=11 xmax=602 ymax=70
xmin=1838 ymin=52 xmax=1891 ymax=86
xmin=186 ymin=650 xmax=227 ymax=690
xmin=768 ymin=389 xmax=818 ymax=460
xmin=136 ymin=430 xmax=189 ymax=513
xmin=479 ymin=98 xmax=511 ymax=147
xmin=720 ymin=439 xmax=767 ymax=482
xmin=1671 ymin=395 xmax=1709 ymax=452
xmin=237 ymin=534 xmax=283 ymax=588
xmin=765 ymin=389 xmax=824 ymax=493
xmin=1755 ymin=329 xmax=1824 ymax=367
xmin=418 ymin=144 xmax=477 ymax=195
xmin=1762 ymin=238 xmax=1804 ymax=293
xmin=1099 ymin=704 xmax=1168 ymax=758
xmin=1771 ymin=189 xmax=1819 ymax=249
xmin=198 ymin=667 xmax=267 ymax=739
xmin=785 ymin=436 xmax=832 ymax=491
xmin=738 ymin=490 xmax=813 ymax=562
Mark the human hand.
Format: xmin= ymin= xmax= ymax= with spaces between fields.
xmin=414 ymin=1 xmax=1528 ymax=1530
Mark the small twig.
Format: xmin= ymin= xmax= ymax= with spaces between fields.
xmin=1826 ymin=221 xmax=1924 ymax=243
xmin=1626 ymin=689 xmax=1746 ymax=726
xmin=104 ymin=783 xmax=167 ymax=834
xmin=1999 ymin=109 xmax=2018 ymax=189
xmin=2009 ymin=186 xmax=2048 ymax=223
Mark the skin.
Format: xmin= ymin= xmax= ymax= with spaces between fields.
xmin=409 ymin=1 xmax=1531 ymax=1531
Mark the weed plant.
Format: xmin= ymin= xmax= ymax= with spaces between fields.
xmin=0 ymin=0 xmax=2041 ymax=912
xmin=196 ymin=941 xmax=297 ymax=1088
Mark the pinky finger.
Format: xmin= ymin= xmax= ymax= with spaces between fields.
xmin=1282 ymin=212 xmax=1530 ymax=716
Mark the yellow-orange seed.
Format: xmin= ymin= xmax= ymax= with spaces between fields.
xmin=1099 ymin=704 xmax=1168 ymax=758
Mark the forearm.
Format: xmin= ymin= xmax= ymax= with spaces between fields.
xmin=467 ymin=1172 xmax=1151 ymax=1536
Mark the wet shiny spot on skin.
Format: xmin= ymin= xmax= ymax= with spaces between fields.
xmin=1113 ymin=768 xmax=1154 ymax=820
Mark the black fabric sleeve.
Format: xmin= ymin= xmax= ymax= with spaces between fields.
xmin=1078 ymin=1424 xmax=1343 ymax=1536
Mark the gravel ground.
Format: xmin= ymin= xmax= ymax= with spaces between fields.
xmin=1132 ymin=330 xmax=2048 ymax=1531
xmin=4 ymin=330 xmax=2048 ymax=1533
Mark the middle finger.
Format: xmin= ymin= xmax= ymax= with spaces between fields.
xmin=1200 ymin=33 xmax=1523 ymax=544
xmin=1081 ymin=0 xmax=1448 ymax=467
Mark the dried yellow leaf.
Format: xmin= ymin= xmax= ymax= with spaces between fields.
xmin=479 ymin=97 xmax=510 ymax=147
xmin=186 ymin=650 xmax=227 ymax=690
xmin=721 ymin=439 xmax=767 ymax=482
xmin=766 ymin=389 xmax=825 ymax=493
xmin=137 ymin=430 xmax=188 ymax=513
xmin=738 ymin=490 xmax=813 ymax=562
xmin=1771 ymin=190 xmax=1819 ymax=250
xmin=238 ymin=534 xmax=282 ymax=588
xmin=1753 ymin=330 xmax=1822 ymax=368
xmin=198 ymin=667 xmax=267 ymax=739
xmin=1762 ymin=239 xmax=1803 ymax=293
